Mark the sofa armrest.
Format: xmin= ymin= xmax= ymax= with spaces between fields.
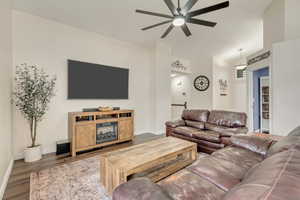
xmin=165 ymin=120 xmax=185 ymax=128
xmin=231 ymin=135 xmax=273 ymax=156
xmin=113 ymin=178 xmax=172 ymax=200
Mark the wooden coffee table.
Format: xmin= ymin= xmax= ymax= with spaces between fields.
xmin=100 ymin=137 xmax=197 ymax=194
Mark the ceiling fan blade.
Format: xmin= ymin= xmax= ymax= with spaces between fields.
xmin=181 ymin=24 xmax=192 ymax=37
xmin=163 ymin=0 xmax=177 ymax=15
xmin=161 ymin=24 xmax=174 ymax=38
xmin=187 ymin=18 xmax=217 ymax=27
xmin=141 ymin=20 xmax=172 ymax=31
xmin=182 ymin=0 xmax=199 ymax=13
xmin=136 ymin=9 xmax=173 ymax=19
xmin=187 ymin=1 xmax=229 ymax=18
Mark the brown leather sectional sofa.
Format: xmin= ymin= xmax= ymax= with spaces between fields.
xmin=113 ymin=126 xmax=300 ymax=200
xmin=166 ymin=110 xmax=248 ymax=153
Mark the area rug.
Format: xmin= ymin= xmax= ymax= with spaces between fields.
xmin=30 ymin=154 xmax=207 ymax=200
xmin=30 ymin=156 xmax=111 ymax=200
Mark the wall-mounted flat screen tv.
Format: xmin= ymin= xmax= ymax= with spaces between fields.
xmin=68 ymin=60 xmax=129 ymax=99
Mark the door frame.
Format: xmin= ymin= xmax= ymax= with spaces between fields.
xmin=260 ymin=76 xmax=270 ymax=133
xmin=247 ymin=65 xmax=273 ymax=133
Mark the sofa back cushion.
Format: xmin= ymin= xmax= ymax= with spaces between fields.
xmin=207 ymin=110 xmax=247 ymax=128
xmin=267 ymin=136 xmax=300 ymax=157
xmin=223 ymin=146 xmax=300 ymax=200
xmin=231 ymin=135 xmax=273 ymax=156
xmin=182 ymin=110 xmax=209 ymax=122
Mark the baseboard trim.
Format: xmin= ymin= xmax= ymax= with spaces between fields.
xmin=0 ymin=159 xmax=14 ymax=199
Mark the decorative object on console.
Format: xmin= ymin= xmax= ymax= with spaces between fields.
xmin=98 ymin=107 xmax=113 ymax=112
xmin=194 ymin=75 xmax=210 ymax=91
xmin=13 ymin=64 xmax=56 ymax=162
xmin=136 ymin=0 xmax=229 ymax=38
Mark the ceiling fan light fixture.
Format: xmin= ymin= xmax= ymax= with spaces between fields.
xmin=172 ymin=16 xmax=185 ymax=27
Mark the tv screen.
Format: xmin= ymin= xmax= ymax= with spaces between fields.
xmin=68 ymin=60 xmax=129 ymax=99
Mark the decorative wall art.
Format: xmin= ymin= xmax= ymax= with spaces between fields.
xmin=247 ymin=51 xmax=271 ymax=66
xmin=219 ymin=79 xmax=228 ymax=96
xmin=194 ymin=75 xmax=210 ymax=91
xmin=172 ymin=60 xmax=187 ymax=73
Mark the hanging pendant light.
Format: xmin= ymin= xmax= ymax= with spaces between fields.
xmin=235 ymin=49 xmax=247 ymax=70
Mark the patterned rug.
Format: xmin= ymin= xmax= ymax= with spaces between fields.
xmin=30 ymin=156 xmax=111 ymax=200
xmin=30 ymin=154 xmax=207 ymax=200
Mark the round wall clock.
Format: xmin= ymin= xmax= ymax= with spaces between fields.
xmin=194 ymin=75 xmax=210 ymax=91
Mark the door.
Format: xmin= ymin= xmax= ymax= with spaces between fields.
xmin=260 ymin=77 xmax=270 ymax=133
xmin=75 ymin=124 xmax=96 ymax=149
xmin=252 ymin=67 xmax=269 ymax=132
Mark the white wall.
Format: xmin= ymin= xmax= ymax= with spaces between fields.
xmin=263 ymin=0 xmax=285 ymax=49
xmin=170 ymin=57 xmax=213 ymax=120
xmin=212 ymin=60 xmax=232 ymax=110
xmin=154 ymin=43 xmax=172 ymax=133
xmin=171 ymin=74 xmax=191 ymax=120
xmin=0 ymin=0 xmax=13 ymax=198
xmin=231 ymin=73 xmax=248 ymax=113
xmin=285 ymin=0 xmax=300 ymax=40
xmin=212 ymin=58 xmax=247 ymax=113
xmin=263 ymin=0 xmax=300 ymax=48
xmin=189 ymin=58 xmax=213 ymax=110
xmin=12 ymin=11 xmax=156 ymax=158
xmin=272 ymin=39 xmax=300 ymax=136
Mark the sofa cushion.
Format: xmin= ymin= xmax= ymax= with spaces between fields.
xmin=223 ymin=147 xmax=300 ymax=200
xmin=173 ymin=127 xmax=221 ymax=143
xmin=267 ymin=135 xmax=300 ymax=157
xmin=208 ymin=110 xmax=247 ymax=128
xmin=206 ymin=123 xmax=248 ymax=137
xmin=187 ymin=156 xmax=241 ymax=192
xmin=173 ymin=126 xmax=199 ymax=137
xmin=187 ymin=147 xmax=262 ymax=192
xmin=185 ymin=120 xmax=205 ymax=130
xmin=113 ymin=178 xmax=172 ymax=200
xmin=182 ymin=109 xmax=210 ymax=122
xmin=158 ymin=169 xmax=225 ymax=200
xmin=288 ymin=126 xmax=300 ymax=137
xmin=231 ymin=135 xmax=273 ymax=156
xmin=171 ymin=132 xmax=224 ymax=149
xmin=212 ymin=147 xmax=264 ymax=172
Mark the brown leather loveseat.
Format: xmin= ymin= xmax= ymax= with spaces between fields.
xmin=113 ymin=126 xmax=300 ymax=200
xmin=166 ymin=110 xmax=248 ymax=153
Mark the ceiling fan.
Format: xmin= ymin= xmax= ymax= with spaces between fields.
xmin=136 ymin=0 xmax=229 ymax=38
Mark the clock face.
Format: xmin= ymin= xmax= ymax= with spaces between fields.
xmin=194 ymin=76 xmax=210 ymax=91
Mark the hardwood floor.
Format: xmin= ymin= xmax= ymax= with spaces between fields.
xmin=3 ymin=133 xmax=164 ymax=200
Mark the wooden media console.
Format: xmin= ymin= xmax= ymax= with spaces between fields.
xmin=68 ymin=110 xmax=134 ymax=157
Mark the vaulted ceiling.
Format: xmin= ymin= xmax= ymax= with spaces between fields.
xmin=13 ymin=0 xmax=272 ymax=62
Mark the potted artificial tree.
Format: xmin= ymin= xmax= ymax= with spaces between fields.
xmin=13 ymin=64 xmax=56 ymax=162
